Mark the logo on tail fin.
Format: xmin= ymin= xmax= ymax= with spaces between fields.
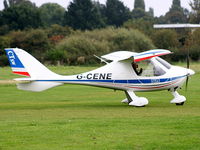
xmin=6 ymin=49 xmax=24 ymax=68
xmin=7 ymin=51 xmax=16 ymax=65
xmin=5 ymin=49 xmax=30 ymax=77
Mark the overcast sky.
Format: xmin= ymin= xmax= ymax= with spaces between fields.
xmin=0 ymin=0 xmax=191 ymax=17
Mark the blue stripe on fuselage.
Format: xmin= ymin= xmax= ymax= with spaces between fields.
xmin=36 ymin=75 xmax=186 ymax=84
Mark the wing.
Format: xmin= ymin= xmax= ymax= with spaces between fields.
xmin=101 ymin=51 xmax=136 ymax=61
xmin=134 ymin=49 xmax=172 ymax=62
xmin=101 ymin=49 xmax=172 ymax=62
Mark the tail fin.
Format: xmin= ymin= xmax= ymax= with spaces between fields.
xmin=5 ymin=48 xmax=59 ymax=78
xmin=5 ymin=48 xmax=62 ymax=92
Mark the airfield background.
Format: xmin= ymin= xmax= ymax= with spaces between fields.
xmin=0 ymin=0 xmax=200 ymax=66
xmin=0 ymin=0 xmax=199 ymax=149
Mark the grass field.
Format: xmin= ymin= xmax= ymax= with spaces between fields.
xmin=0 ymin=64 xmax=199 ymax=150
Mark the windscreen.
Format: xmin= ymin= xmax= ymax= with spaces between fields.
xmin=133 ymin=59 xmax=167 ymax=77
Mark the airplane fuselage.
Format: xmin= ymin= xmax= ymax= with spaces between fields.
xmin=36 ymin=62 xmax=189 ymax=92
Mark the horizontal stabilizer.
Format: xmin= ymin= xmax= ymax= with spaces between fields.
xmin=17 ymin=81 xmax=63 ymax=92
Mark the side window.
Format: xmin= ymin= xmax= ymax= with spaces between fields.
xmin=155 ymin=57 xmax=171 ymax=69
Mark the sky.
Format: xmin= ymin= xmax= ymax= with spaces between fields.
xmin=0 ymin=0 xmax=191 ymax=17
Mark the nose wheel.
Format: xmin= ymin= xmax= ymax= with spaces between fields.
xmin=170 ymin=91 xmax=186 ymax=106
xmin=176 ymin=102 xmax=185 ymax=106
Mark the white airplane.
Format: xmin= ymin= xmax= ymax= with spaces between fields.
xmin=5 ymin=48 xmax=195 ymax=107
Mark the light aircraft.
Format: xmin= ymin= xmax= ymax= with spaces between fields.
xmin=5 ymin=48 xmax=195 ymax=107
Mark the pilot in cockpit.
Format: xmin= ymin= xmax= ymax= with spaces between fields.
xmin=132 ymin=62 xmax=143 ymax=76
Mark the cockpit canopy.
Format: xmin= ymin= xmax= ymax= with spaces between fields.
xmin=135 ymin=57 xmax=171 ymax=77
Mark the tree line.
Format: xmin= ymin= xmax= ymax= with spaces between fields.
xmin=0 ymin=0 xmax=200 ymax=66
xmin=0 ymin=0 xmax=153 ymax=31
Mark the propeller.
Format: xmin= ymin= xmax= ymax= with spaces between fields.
xmin=185 ymin=49 xmax=190 ymax=91
xmin=185 ymin=74 xmax=189 ymax=90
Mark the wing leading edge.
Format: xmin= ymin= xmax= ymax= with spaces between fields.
xmin=101 ymin=49 xmax=172 ymax=62
xmin=134 ymin=49 xmax=172 ymax=62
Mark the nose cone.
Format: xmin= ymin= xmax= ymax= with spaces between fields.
xmin=187 ymin=69 xmax=195 ymax=76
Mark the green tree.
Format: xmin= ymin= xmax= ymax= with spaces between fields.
xmin=132 ymin=8 xmax=146 ymax=19
xmin=123 ymin=18 xmax=154 ymax=36
xmin=155 ymin=15 xmax=166 ymax=24
xmin=3 ymin=0 xmax=33 ymax=8
xmin=165 ymin=0 xmax=187 ymax=23
xmin=9 ymin=29 xmax=51 ymax=57
xmin=132 ymin=0 xmax=151 ymax=19
xmin=148 ymin=7 xmax=154 ymax=17
xmin=3 ymin=0 xmax=9 ymax=9
xmin=1 ymin=2 xmax=42 ymax=30
xmin=0 ymin=25 xmax=9 ymax=35
xmin=171 ymin=0 xmax=181 ymax=11
xmin=152 ymin=29 xmax=179 ymax=49
xmin=0 ymin=36 xmax=11 ymax=52
xmin=47 ymin=24 xmax=74 ymax=45
xmin=54 ymin=27 xmax=154 ymax=65
xmin=45 ymin=49 xmax=67 ymax=65
xmin=186 ymin=28 xmax=200 ymax=60
xmin=64 ymin=0 xmax=105 ymax=30
xmin=39 ymin=3 xmax=65 ymax=26
xmin=47 ymin=24 xmax=73 ymax=37
xmin=0 ymin=11 xmax=3 ymax=26
xmin=93 ymin=1 xmax=107 ymax=25
xmin=105 ymin=0 xmax=131 ymax=26
xmin=189 ymin=0 xmax=200 ymax=23
xmin=134 ymin=0 xmax=145 ymax=10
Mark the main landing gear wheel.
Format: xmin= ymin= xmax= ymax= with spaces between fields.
xmin=176 ymin=102 xmax=185 ymax=106
xmin=122 ymin=91 xmax=149 ymax=107
xmin=135 ymin=105 xmax=146 ymax=107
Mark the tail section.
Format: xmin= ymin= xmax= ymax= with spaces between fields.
xmin=5 ymin=48 xmax=59 ymax=78
xmin=5 ymin=48 xmax=62 ymax=92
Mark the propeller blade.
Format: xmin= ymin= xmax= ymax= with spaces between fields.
xmin=185 ymin=48 xmax=190 ymax=91
xmin=187 ymin=49 xmax=190 ymax=69
xmin=185 ymin=76 xmax=189 ymax=91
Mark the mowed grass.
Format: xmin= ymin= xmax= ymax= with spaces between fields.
xmin=0 ymin=64 xmax=199 ymax=150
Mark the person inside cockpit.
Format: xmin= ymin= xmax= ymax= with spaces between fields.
xmin=132 ymin=62 xmax=143 ymax=76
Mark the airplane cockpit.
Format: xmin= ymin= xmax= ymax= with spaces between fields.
xmin=132 ymin=57 xmax=171 ymax=77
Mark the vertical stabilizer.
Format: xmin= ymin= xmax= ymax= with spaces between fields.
xmin=5 ymin=48 xmax=59 ymax=78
